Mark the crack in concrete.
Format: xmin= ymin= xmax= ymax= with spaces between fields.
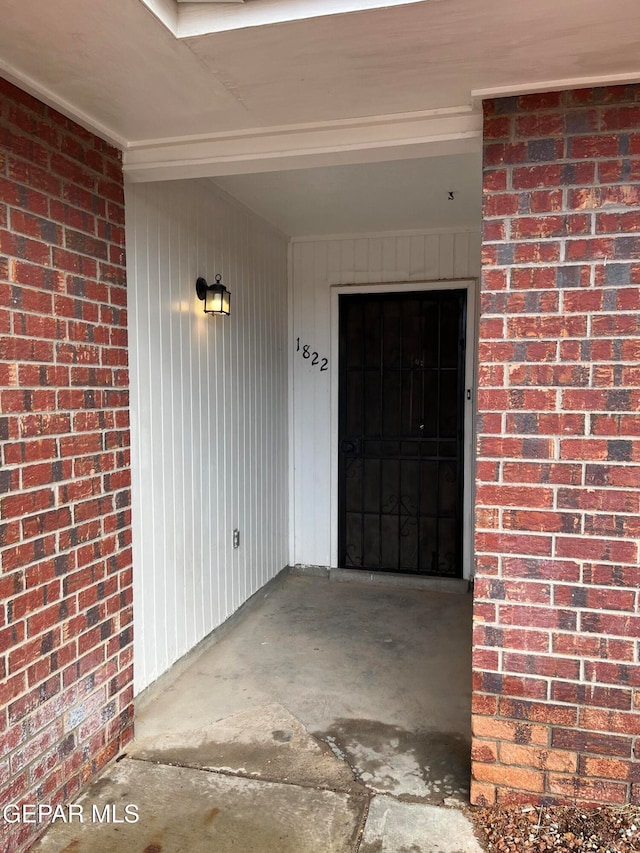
xmin=127 ymin=753 xmax=370 ymax=799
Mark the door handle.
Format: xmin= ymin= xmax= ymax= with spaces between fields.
xmin=340 ymin=439 xmax=360 ymax=454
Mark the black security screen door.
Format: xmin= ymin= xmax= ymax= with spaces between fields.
xmin=338 ymin=290 xmax=466 ymax=577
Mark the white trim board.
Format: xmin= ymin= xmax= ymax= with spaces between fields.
xmin=287 ymin=240 xmax=296 ymax=567
xmin=123 ymin=109 xmax=481 ymax=183
xmin=292 ymin=226 xmax=481 ymax=244
xmin=0 ymin=62 xmax=128 ymax=150
xmin=329 ymin=278 xmax=477 ymax=580
xmin=471 ymin=71 xmax=640 ymax=106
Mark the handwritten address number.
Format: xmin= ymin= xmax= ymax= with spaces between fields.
xmin=296 ymin=337 xmax=328 ymax=371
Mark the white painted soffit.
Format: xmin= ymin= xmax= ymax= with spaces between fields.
xmin=142 ymin=0 xmax=431 ymax=37
xmin=122 ymin=107 xmax=482 ymax=182
xmin=3 ymin=0 xmax=640 ymax=181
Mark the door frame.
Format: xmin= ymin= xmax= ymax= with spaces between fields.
xmin=329 ymin=279 xmax=477 ymax=579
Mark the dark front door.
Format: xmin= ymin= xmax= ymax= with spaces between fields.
xmin=338 ymin=290 xmax=466 ymax=577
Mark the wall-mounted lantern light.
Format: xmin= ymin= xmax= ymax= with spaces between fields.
xmin=195 ymin=274 xmax=231 ymax=316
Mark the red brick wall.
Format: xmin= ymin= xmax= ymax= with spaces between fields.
xmin=0 ymin=78 xmax=133 ymax=851
xmin=472 ymin=86 xmax=640 ymax=807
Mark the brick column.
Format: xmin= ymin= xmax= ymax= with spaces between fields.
xmin=0 ymin=79 xmax=133 ymax=851
xmin=472 ymin=86 xmax=640 ymax=807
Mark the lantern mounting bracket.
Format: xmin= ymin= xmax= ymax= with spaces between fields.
xmin=195 ymin=276 xmax=209 ymax=301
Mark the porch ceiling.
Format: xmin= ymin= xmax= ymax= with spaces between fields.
xmin=213 ymin=151 xmax=482 ymax=237
xmin=1 ymin=0 xmax=640 ymax=184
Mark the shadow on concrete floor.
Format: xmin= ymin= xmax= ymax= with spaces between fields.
xmin=33 ymin=574 xmax=481 ymax=853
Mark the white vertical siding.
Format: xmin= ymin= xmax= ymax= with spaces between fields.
xmin=291 ymin=229 xmax=481 ymax=568
xmin=127 ymin=180 xmax=289 ymax=693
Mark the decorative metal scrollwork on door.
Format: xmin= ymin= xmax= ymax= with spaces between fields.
xmin=338 ymin=290 xmax=466 ymax=577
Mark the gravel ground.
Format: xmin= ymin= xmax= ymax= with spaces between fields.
xmin=471 ymin=804 xmax=640 ymax=852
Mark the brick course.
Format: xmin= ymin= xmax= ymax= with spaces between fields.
xmin=0 ymin=78 xmax=133 ymax=851
xmin=472 ymin=86 xmax=640 ymax=808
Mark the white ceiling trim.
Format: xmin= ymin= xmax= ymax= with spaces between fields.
xmin=127 ymin=105 xmax=478 ymax=149
xmin=123 ymin=107 xmax=482 ymax=182
xmin=472 ymin=71 xmax=640 ymax=104
xmin=290 ymin=224 xmax=481 ymax=243
xmin=138 ymin=0 xmax=179 ymax=34
xmin=0 ymin=60 xmax=128 ymax=150
xmin=123 ymin=135 xmax=480 ymax=182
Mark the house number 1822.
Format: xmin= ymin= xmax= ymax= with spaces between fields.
xmin=296 ymin=338 xmax=328 ymax=371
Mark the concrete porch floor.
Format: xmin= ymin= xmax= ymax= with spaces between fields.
xmin=33 ymin=573 xmax=482 ymax=852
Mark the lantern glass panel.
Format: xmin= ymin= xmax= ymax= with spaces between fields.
xmin=205 ymin=288 xmax=221 ymax=314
